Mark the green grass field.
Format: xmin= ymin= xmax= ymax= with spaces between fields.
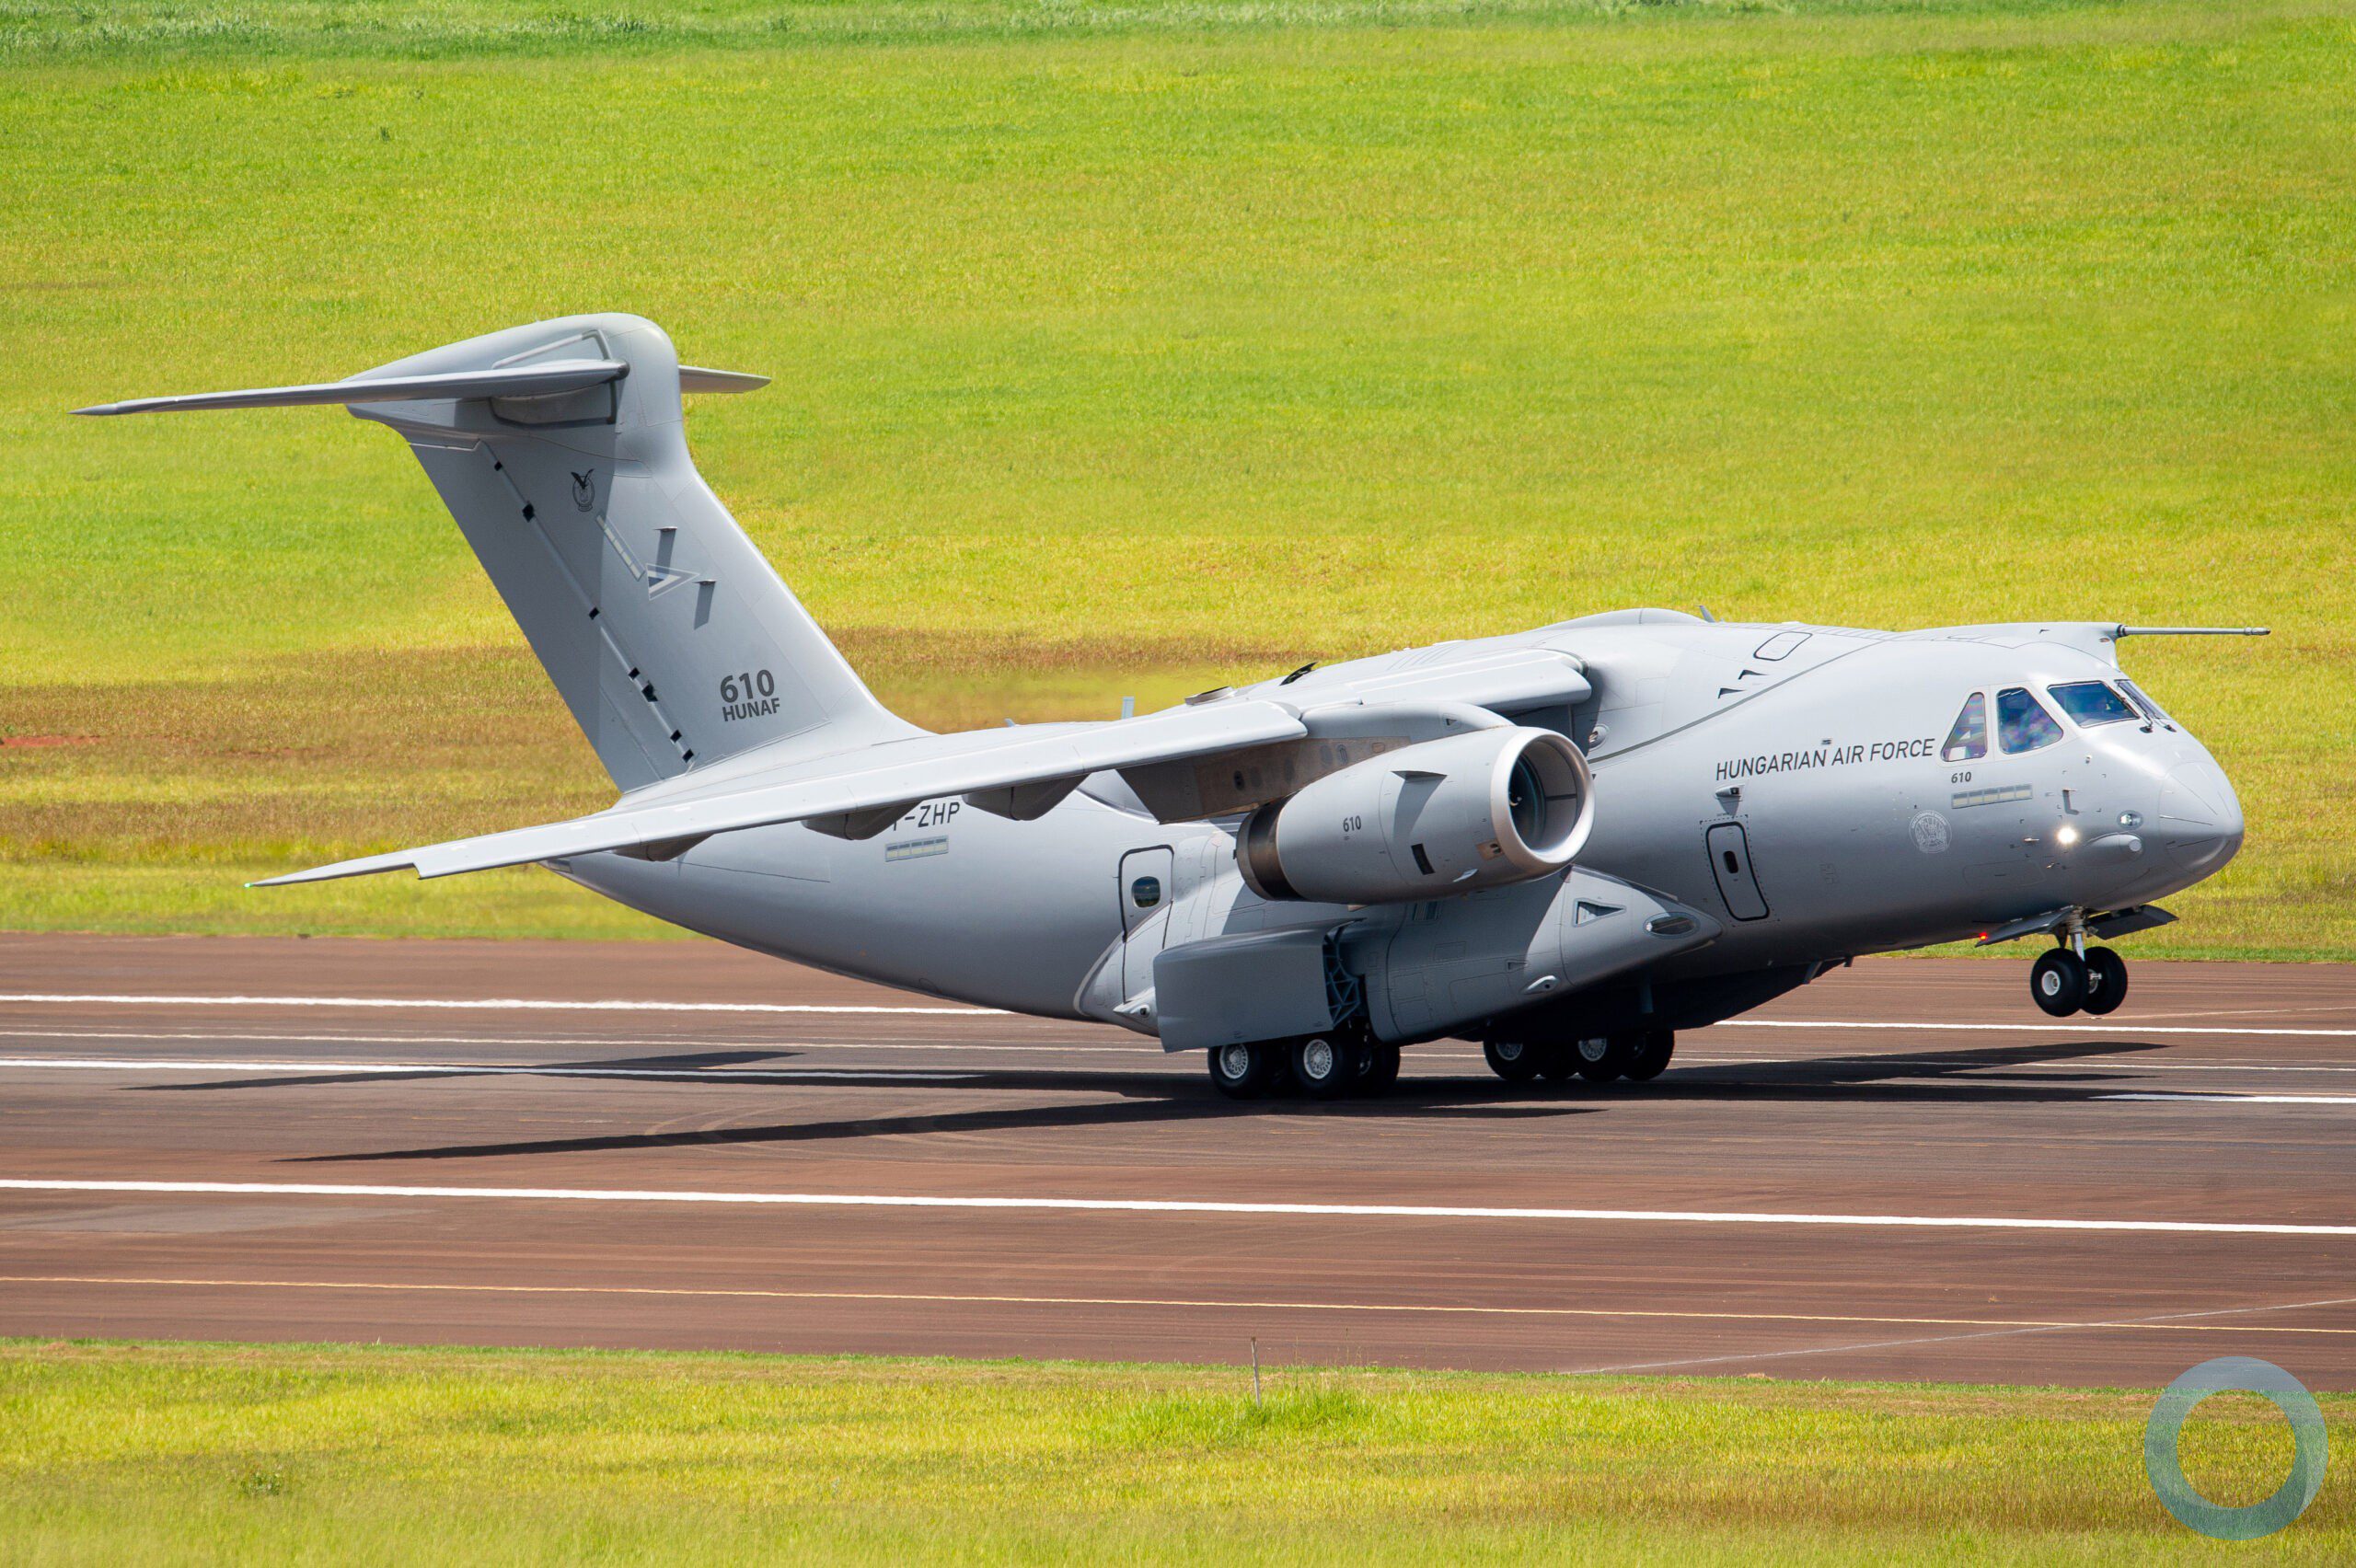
xmin=3 ymin=1339 xmax=2348 ymax=1562
xmin=1 ymin=0 xmax=2350 ymax=952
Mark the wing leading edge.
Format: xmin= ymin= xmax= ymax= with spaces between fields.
xmin=255 ymin=699 xmax=1308 ymax=886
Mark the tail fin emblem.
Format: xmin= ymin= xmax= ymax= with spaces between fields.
xmin=571 ymin=469 xmax=595 ymax=511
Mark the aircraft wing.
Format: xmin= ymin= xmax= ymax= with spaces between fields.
xmin=255 ymin=699 xmax=1308 ymax=885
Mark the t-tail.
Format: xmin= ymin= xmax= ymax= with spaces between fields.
xmin=78 ymin=314 xmax=914 ymax=790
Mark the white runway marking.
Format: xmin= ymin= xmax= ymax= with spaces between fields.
xmin=0 ymin=993 xmax=1004 ymax=1017
xmin=1680 ymin=1055 xmax=2356 ymax=1075
xmin=0 ymin=1028 xmax=1139 ymax=1056
xmin=1 ymin=1179 xmax=2350 ymax=1237
xmin=1711 ymin=1018 xmax=2356 ymax=1040
xmin=2100 ymin=1093 xmax=2356 ymax=1106
xmin=0 ymin=1057 xmax=981 ymax=1083
xmin=6 ymin=992 xmax=2356 ymax=1037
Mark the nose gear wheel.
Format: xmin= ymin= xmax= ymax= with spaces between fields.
xmin=2030 ymin=948 xmax=2089 ymax=1017
xmin=2081 ymin=945 xmax=2129 ymax=1015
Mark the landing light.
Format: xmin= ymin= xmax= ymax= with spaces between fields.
xmin=2055 ymin=824 xmax=2081 ymax=848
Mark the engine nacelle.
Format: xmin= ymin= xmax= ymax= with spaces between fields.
xmin=1236 ymin=726 xmax=1592 ymax=905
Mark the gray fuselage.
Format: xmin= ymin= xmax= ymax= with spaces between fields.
xmin=554 ymin=613 xmax=2245 ymax=1044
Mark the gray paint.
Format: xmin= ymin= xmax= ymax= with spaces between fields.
xmin=89 ymin=315 xmax=2255 ymax=1059
xmin=355 ymin=317 xmax=913 ymax=790
xmin=1155 ymin=928 xmax=1335 ymax=1050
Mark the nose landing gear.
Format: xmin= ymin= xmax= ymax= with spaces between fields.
xmin=2081 ymin=945 xmax=2129 ymax=1015
xmin=2029 ymin=937 xmax=2129 ymax=1018
xmin=2029 ymin=949 xmax=2086 ymax=1016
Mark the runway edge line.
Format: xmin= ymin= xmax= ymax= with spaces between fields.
xmin=2 ymin=1179 xmax=2351 ymax=1237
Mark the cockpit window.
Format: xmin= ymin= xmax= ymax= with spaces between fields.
xmin=1996 ymin=687 xmax=2063 ymax=754
xmin=2047 ymin=681 xmax=2137 ymax=728
xmin=1940 ymin=693 xmax=1988 ymax=762
xmin=2117 ymin=677 xmax=2177 ymax=731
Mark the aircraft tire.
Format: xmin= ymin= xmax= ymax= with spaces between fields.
xmin=1620 ymin=1029 xmax=1675 ymax=1082
xmin=1353 ymin=1041 xmax=1403 ymax=1098
xmin=1289 ymin=1034 xmax=1351 ymax=1101
xmin=1573 ymin=1035 xmax=1622 ymax=1083
xmin=1535 ymin=1042 xmax=1580 ymax=1081
xmin=1483 ymin=1038 xmax=1542 ymax=1084
xmin=2030 ymin=949 xmax=2086 ymax=1017
xmin=1208 ymin=1041 xmax=1279 ymax=1100
xmin=2081 ymin=946 xmax=2128 ymax=1015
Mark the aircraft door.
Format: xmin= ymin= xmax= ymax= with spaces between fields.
xmin=1120 ymin=847 xmax=1176 ymax=997
xmin=1705 ymin=822 xmax=1770 ymax=921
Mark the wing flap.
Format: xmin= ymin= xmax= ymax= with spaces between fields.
xmin=255 ymin=699 xmax=1307 ymax=886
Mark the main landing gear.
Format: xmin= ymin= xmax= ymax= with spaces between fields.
xmin=1207 ymin=1034 xmax=1403 ymax=1101
xmin=1481 ymin=1029 xmax=1676 ymax=1089
xmin=2029 ymin=940 xmax=2128 ymax=1018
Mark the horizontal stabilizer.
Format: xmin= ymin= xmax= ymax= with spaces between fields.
xmin=676 ymin=364 xmax=770 ymax=394
xmin=72 ymin=359 xmax=628 ymax=417
xmin=2113 ymin=626 xmax=2269 ymax=639
xmin=254 ymin=698 xmax=1309 ymax=887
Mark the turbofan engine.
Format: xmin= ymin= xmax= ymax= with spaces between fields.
xmin=1236 ymin=726 xmax=1592 ymax=904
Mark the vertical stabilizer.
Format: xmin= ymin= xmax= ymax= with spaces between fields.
xmin=345 ymin=315 xmax=910 ymax=789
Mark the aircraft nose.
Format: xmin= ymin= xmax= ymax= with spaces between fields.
xmin=2156 ymin=758 xmax=2245 ymax=875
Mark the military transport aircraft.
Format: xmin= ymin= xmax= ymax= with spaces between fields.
xmin=79 ymin=315 xmax=2262 ymax=1099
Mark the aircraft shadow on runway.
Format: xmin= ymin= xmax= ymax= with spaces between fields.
xmin=255 ymin=1036 xmax=2176 ymax=1165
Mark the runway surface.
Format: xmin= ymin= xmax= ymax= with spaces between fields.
xmin=2 ymin=932 xmax=2352 ymax=1387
